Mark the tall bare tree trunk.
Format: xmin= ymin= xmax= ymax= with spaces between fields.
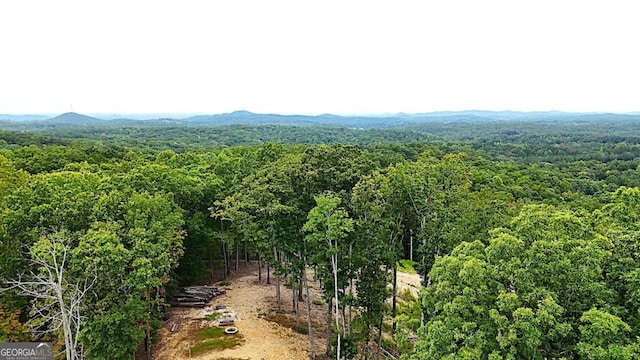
xmin=392 ymin=262 xmax=398 ymax=331
xmin=410 ymin=229 xmax=414 ymax=262
xmin=209 ymin=249 xmax=215 ymax=278
xmin=221 ymin=220 xmax=230 ymax=278
xmin=422 ymin=277 xmax=432 ymax=327
xmin=258 ymin=253 xmax=262 ymax=283
xmin=332 ymin=250 xmax=341 ymax=360
xmin=303 ymin=267 xmax=316 ymax=359
xmin=326 ymin=298 xmax=333 ymax=355
xmin=376 ymin=315 xmax=384 ymax=360
xmin=273 ymin=246 xmax=281 ymax=311
xmin=222 ymin=241 xmax=229 ymax=279
xmin=298 ymin=266 xmax=304 ymax=301
xmin=294 ymin=277 xmax=300 ymax=329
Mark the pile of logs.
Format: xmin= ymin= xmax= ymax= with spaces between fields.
xmin=171 ymin=285 xmax=226 ymax=308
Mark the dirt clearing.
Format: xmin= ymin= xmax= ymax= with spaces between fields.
xmin=153 ymin=263 xmax=327 ymax=360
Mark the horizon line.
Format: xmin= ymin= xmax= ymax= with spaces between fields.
xmin=3 ymin=109 xmax=640 ymax=118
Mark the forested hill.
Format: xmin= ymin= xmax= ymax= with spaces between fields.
xmin=3 ymin=113 xmax=640 ymax=358
xmin=1 ymin=111 xmax=640 ymax=153
xmin=2 ymin=110 xmax=639 ymax=129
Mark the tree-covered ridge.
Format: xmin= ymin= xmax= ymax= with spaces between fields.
xmin=2 ymin=111 xmax=640 ymax=153
xmin=1 ymin=128 xmax=640 ymax=358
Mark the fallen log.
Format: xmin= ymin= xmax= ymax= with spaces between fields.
xmin=171 ymin=285 xmax=225 ymax=307
xmin=171 ymin=302 xmax=206 ymax=308
xmin=175 ymin=294 xmax=210 ymax=301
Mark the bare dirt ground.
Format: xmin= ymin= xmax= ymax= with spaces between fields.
xmin=396 ymin=270 xmax=421 ymax=298
xmin=153 ymin=262 xmax=328 ymax=360
xmin=153 ymin=262 xmax=422 ymax=360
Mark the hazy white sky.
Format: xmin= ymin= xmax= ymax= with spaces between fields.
xmin=1 ymin=1 xmax=638 ymax=115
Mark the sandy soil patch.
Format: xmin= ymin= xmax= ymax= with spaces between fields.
xmin=396 ymin=270 xmax=421 ymax=298
xmin=153 ymin=262 xmax=327 ymax=360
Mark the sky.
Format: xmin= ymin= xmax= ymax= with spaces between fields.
xmin=0 ymin=0 xmax=638 ymax=115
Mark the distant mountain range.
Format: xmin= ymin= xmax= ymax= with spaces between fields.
xmin=48 ymin=112 xmax=103 ymax=124
xmin=1 ymin=110 xmax=639 ymax=130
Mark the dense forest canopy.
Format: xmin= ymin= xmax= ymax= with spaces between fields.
xmin=1 ymin=112 xmax=640 ymax=359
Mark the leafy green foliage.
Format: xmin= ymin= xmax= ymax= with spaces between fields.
xmin=576 ymin=309 xmax=638 ymax=359
xmin=4 ymin=118 xmax=640 ymax=358
xmin=397 ymin=260 xmax=417 ymax=274
xmin=410 ymin=204 xmax=640 ymax=359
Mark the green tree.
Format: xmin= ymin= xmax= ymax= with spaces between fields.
xmin=304 ymin=192 xmax=354 ymax=359
xmin=351 ymin=171 xmax=400 ymax=356
xmin=410 ymin=204 xmax=624 ymax=359
xmin=78 ymin=190 xmax=184 ymax=359
xmin=576 ymin=309 xmax=638 ymax=360
xmin=0 ymin=154 xmax=28 ymax=202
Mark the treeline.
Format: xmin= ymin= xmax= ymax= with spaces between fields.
xmin=1 ymin=129 xmax=640 ymax=358
xmin=2 ymin=124 xmax=434 ymax=151
xmin=4 ymin=114 xmax=640 ymax=152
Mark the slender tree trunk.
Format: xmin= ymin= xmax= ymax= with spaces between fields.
xmin=332 ymin=250 xmax=341 ymax=360
xmin=362 ymin=326 xmax=370 ymax=360
xmin=275 ymin=270 xmax=281 ymax=311
xmin=294 ymin=276 xmax=300 ymax=329
xmin=365 ymin=324 xmax=374 ymax=360
xmin=392 ymin=262 xmax=398 ymax=331
xmin=326 ymin=298 xmax=333 ymax=356
xmin=375 ymin=264 xmax=391 ymax=360
xmin=326 ymin=298 xmax=333 ymax=354
xmin=274 ymin=246 xmax=281 ymax=311
xmin=422 ymin=276 xmax=432 ymax=327
xmin=258 ymin=253 xmax=262 ymax=284
xmin=58 ymin=293 xmax=73 ymax=360
xmin=267 ymin=262 xmax=271 ymax=284
xmin=410 ymin=229 xmax=414 ymax=262
xmin=303 ymin=267 xmax=316 ymax=359
xmin=376 ymin=314 xmax=384 ymax=360
xmin=221 ymin=220 xmax=230 ymax=278
xmin=341 ymin=303 xmax=347 ymax=336
xmin=222 ymin=241 xmax=229 ymax=279
xmin=209 ymin=249 xmax=214 ymax=278
xmin=292 ymin=275 xmax=296 ymax=308
xmin=244 ymin=242 xmax=248 ymax=264
xmin=298 ymin=267 xmax=304 ymax=301
xmin=235 ymin=241 xmax=239 ymax=271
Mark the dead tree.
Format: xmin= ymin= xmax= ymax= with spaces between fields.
xmin=2 ymin=232 xmax=96 ymax=360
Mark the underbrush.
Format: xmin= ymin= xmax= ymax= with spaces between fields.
xmin=397 ymin=259 xmax=417 ymax=274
